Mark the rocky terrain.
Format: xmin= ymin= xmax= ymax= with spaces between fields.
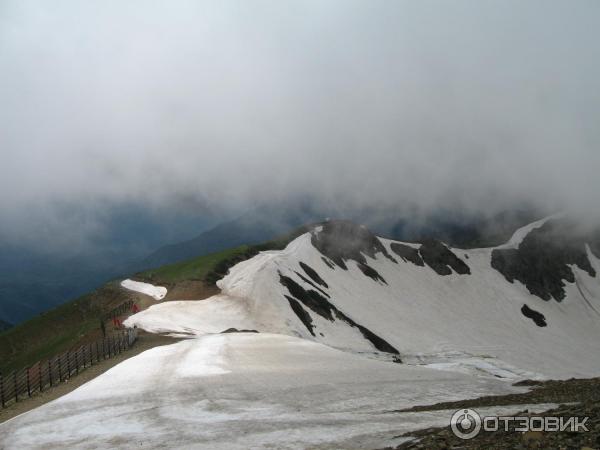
xmin=384 ymin=377 xmax=600 ymax=450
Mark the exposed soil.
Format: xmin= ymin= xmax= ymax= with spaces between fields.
xmin=163 ymin=280 xmax=220 ymax=301
xmin=381 ymin=377 xmax=600 ymax=450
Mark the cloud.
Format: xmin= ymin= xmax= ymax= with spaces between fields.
xmin=1 ymin=0 xmax=599 ymax=246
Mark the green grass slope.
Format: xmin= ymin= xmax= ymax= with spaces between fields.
xmin=0 ymin=224 xmax=316 ymax=374
xmin=0 ymin=282 xmax=131 ymax=374
xmin=139 ymin=245 xmax=252 ymax=285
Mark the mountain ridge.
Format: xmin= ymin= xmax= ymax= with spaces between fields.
xmin=127 ymin=215 xmax=600 ymax=380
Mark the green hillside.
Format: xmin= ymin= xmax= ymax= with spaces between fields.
xmin=0 ymin=224 xmax=315 ymax=374
xmin=0 ymin=282 xmax=131 ymax=373
xmin=139 ymin=245 xmax=252 ymax=284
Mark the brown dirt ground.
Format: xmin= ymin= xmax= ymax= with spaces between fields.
xmin=163 ymin=280 xmax=220 ymax=301
xmin=381 ymin=377 xmax=600 ymax=450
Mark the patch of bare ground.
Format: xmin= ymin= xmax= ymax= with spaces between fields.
xmin=380 ymin=377 xmax=600 ymax=450
xmin=163 ymin=280 xmax=220 ymax=301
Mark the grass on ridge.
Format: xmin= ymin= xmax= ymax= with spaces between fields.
xmin=138 ymin=245 xmax=251 ymax=284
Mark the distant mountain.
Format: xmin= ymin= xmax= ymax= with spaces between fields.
xmin=139 ymin=204 xmax=542 ymax=270
xmin=373 ymin=208 xmax=542 ymax=248
xmin=0 ymin=197 xmax=542 ymax=326
xmin=0 ymin=246 xmax=129 ymax=326
xmin=138 ymin=202 xmax=326 ymax=270
xmin=0 ymin=207 xmax=218 ymax=326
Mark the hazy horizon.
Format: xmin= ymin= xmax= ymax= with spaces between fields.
xmin=2 ymin=0 xmax=600 ymax=252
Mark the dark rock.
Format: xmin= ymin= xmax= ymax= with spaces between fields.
xmin=521 ymin=304 xmax=547 ymax=327
xmin=279 ymin=272 xmax=400 ymax=356
xmin=357 ymin=262 xmax=387 ymax=284
xmin=299 ymin=261 xmax=329 ymax=288
xmin=419 ymin=239 xmax=471 ymax=275
xmin=321 ymin=257 xmax=335 ymax=269
xmin=279 ymin=273 xmax=335 ymax=321
xmin=294 ymin=271 xmax=330 ymax=298
xmin=491 ymin=218 xmax=599 ymax=301
xmin=390 ymin=243 xmax=425 ymax=267
xmin=311 ymin=221 xmax=397 ymax=271
xmin=220 ymin=328 xmax=259 ymax=333
xmin=284 ymin=296 xmax=316 ymax=336
xmin=386 ymin=377 xmax=600 ymax=450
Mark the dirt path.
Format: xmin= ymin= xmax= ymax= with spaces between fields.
xmin=0 ymin=331 xmax=179 ymax=424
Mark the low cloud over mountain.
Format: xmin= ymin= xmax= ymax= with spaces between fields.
xmin=1 ymin=0 xmax=600 ymax=249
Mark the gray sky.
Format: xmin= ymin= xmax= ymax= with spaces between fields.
xmin=1 ymin=0 xmax=599 ymax=246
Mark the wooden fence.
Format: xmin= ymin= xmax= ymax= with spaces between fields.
xmin=102 ymin=300 xmax=134 ymax=322
xmin=0 ymin=327 xmax=137 ymax=409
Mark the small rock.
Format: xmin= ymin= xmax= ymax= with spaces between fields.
xmin=522 ymin=430 xmax=545 ymax=448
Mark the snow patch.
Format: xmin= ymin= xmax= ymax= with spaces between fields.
xmin=0 ymin=334 xmax=527 ymax=449
xmin=120 ymin=279 xmax=167 ymax=300
xmin=127 ymin=221 xmax=600 ymax=380
xmin=499 ymin=212 xmax=563 ymax=249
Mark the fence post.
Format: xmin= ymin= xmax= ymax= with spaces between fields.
xmin=89 ymin=343 xmax=93 ymax=366
xmin=26 ymin=368 xmax=31 ymax=397
xmin=96 ymin=341 xmax=100 ymax=362
xmin=58 ymin=355 xmax=62 ymax=382
xmin=13 ymin=371 xmax=18 ymax=403
xmin=67 ymin=351 xmax=71 ymax=379
xmin=39 ymin=363 xmax=43 ymax=392
xmin=48 ymin=360 xmax=53 ymax=387
xmin=0 ymin=373 xmax=4 ymax=408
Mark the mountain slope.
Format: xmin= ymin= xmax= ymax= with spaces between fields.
xmin=139 ymin=204 xmax=325 ymax=270
xmin=128 ymin=217 xmax=600 ymax=379
xmin=3 ymin=215 xmax=598 ymax=449
xmin=0 ymin=332 xmax=534 ymax=449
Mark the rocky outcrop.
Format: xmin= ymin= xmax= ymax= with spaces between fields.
xmin=390 ymin=243 xmax=424 ymax=266
xmin=521 ymin=304 xmax=547 ymax=327
xmin=279 ymin=272 xmax=400 ymax=356
xmin=311 ymin=221 xmax=397 ymax=270
xmin=491 ymin=218 xmax=599 ymax=301
xmin=418 ymin=239 xmax=471 ymax=275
